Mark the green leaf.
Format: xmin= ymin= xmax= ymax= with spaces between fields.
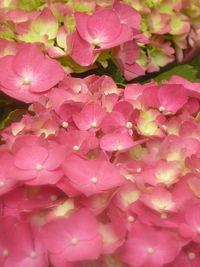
xmin=151 ymin=64 xmax=200 ymax=85
xmin=71 ymin=59 xmax=125 ymax=85
xmin=190 ymin=53 xmax=200 ymax=78
xmin=0 ymin=109 xmax=26 ymax=130
xmin=96 ymin=60 xmax=125 ymax=84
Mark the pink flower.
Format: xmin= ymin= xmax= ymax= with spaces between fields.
xmin=120 ymin=221 xmax=181 ymax=267
xmin=0 ymin=217 xmax=48 ymax=267
xmin=100 ymin=132 xmax=135 ymax=152
xmin=71 ymin=8 xmax=133 ymax=66
xmin=113 ymin=0 xmax=141 ymax=30
xmin=0 ymin=44 xmax=64 ymax=103
xmin=140 ymin=186 xmax=176 ymax=213
xmin=0 ymin=151 xmax=18 ymax=195
xmin=57 ymin=129 xmax=98 ymax=155
xmin=9 ymin=138 xmax=66 ymax=185
xmin=99 ymin=222 xmax=124 ymax=254
xmin=179 ymin=203 xmax=200 ymax=242
xmin=3 ymin=186 xmax=61 ymax=213
xmin=115 ymin=41 xmax=145 ymax=81
xmin=185 ymin=154 xmax=200 ymax=176
xmin=101 ymin=101 xmax=134 ymax=133
xmin=64 ymin=154 xmax=124 ymax=196
xmin=142 ymin=84 xmax=188 ymax=114
xmin=73 ymin=102 xmax=106 ymax=131
xmin=165 ymin=242 xmax=200 ymax=267
xmin=165 ymin=76 xmax=200 ymax=99
xmin=41 ymin=209 xmax=103 ymax=263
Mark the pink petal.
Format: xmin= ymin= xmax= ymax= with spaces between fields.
xmin=73 ymin=102 xmax=106 ymax=131
xmin=71 ymin=32 xmax=94 ymax=66
xmin=64 ymin=155 xmax=123 ymax=196
xmin=44 ymin=145 xmax=66 ymax=170
xmin=42 ymin=209 xmax=102 ymax=261
xmin=26 ymin=168 xmax=63 ymax=185
xmin=14 ymin=146 xmax=48 ymax=170
xmin=100 ymin=132 xmax=134 ymax=152
xmin=114 ymin=1 xmax=141 ymax=29
xmin=142 ymin=86 xmax=160 ymax=107
xmin=158 ymin=85 xmax=188 ymax=113
xmin=0 ymin=55 xmax=19 ymax=90
xmin=87 ymin=9 xmax=121 ymax=43
xmin=100 ymin=24 xmax=133 ymax=49
xmin=74 ymin=12 xmax=91 ymax=42
xmin=29 ymin=58 xmax=64 ymax=93
xmin=13 ymin=44 xmax=44 ymax=75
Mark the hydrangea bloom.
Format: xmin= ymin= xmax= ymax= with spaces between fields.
xmin=0 ymin=1 xmax=200 ymax=266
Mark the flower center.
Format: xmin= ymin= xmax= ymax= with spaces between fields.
xmin=188 ymin=252 xmax=196 ymax=260
xmin=159 ymin=106 xmax=165 ymax=112
xmin=136 ymin=168 xmax=141 ymax=173
xmin=147 ymin=247 xmax=154 ymax=254
xmin=71 ymin=238 xmax=78 ymax=245
xmin=61 ymin=121 xmax=68 ymax=128
xmin=50 ymin=195 xmax=57 ymax=201
xmin=30 ymin=251 xmax=37 ymax=258
xmin=126 ymin=122 xmax=133 ymax=129
xmin=91 ymin=177 xmax=98 ymax=184
xmin=22 ymin=76 xmax=32 ymax=85
xmin=91 ymin=121 xmax=97 ymax=128
xmin=35 ymin=164 xmax=43 ymax=171
xmin=116 ymin=145 xmax=123 ymax=151
xmin=73 ymin=145 xmax=80 ymax=151
xmin=127 ymin=216 xmax=135 ymax=222
xmin=160 ymin=213 xmax=168 ymax=219
xmin=0 ymin=181 xmax=5 ymax=187
xmin=2 ymin=249 xmax=9 ymax=257
xmin=92 ymin=39 xmax=101 ymax=49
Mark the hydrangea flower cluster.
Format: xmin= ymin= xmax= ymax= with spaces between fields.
xmin=1 ymin=42 xmax=200 ymax=266
xmin=1 ymin=1 xmax=200 ymax=267
xmin=0 ymin=0 xmax=200 ymax=80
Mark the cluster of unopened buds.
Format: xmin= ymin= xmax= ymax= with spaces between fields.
xmin=0 ymin=43 xmax=200 ymax=266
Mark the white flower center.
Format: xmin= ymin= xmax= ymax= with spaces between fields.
xmin=61 ymin=121 xmax=68 ymax=128
xmin=91 ymin=177 xmax=98 ymax=184
xmin=35 ymin=164 xmax=43 ymax=171
xmin=71 ymin=238 xmax=78 ymax=245
xmin=2 ymin=249 xmax=9 ymax=257
xmin=22 ymin=76 xmax=32 ymax=85
xmin=91 ymin=121 xmax=97 ymax=128
xmin=160 ymin=213 xmax=168 ymax=219
xmin=127 ymin=216 xmax=135 ymax=222
xmin=188 ymin=252 xmax=196 ymax=260
xmin=116 ymin=145 xmax=123 ymax=151
xmin=136 ymin=168 xmax=141 ymax=173
xmin=50 ymin=195 xmax=57 ymax=201
xmin=126 ymin=122 xmax=133 ymax=129
xmin=147 ymin=247 xmax=154 ymax=254
xmin=73 ymin=145 xmax=80 ymax=151
xmin=0 ymin=181 xmax=5 ymax=187
xmin=159 ymin=106 xmax=165 ymax=112
xmin=30 ymin=251 xmax=37 ymax=258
